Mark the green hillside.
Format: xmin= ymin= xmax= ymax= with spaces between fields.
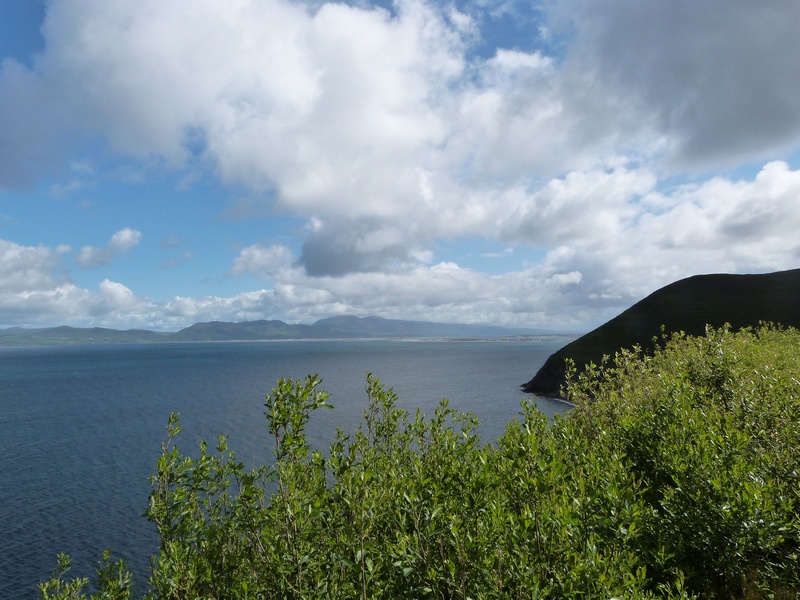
xmin=523 ymin=268 xmax=800 ymax=397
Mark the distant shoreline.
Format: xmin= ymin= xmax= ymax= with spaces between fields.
xmin=0 ymin=333 xmax=577 ymax=348
xmin=0 ymin=316 xmax=577 ymax=347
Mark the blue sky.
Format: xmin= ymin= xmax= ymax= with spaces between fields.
xmin=1 ymin=0 xmax=800 ymax=331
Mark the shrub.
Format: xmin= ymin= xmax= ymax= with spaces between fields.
xmin=566 ymin=324 xmax=800 ymax=597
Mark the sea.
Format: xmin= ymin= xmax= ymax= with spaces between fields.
xmin=0 ymin=338 xmax=572 ymax=598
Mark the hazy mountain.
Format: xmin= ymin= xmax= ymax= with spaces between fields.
xmin=0 ymin=316 xmax=550 ymax=345
xmin=523 ymin=268 xmax=800 ymax=398
xmin=169 ymin=319 xmax=307 ymax=341
xmin=170 ymin=315 xmax=545 ymax=341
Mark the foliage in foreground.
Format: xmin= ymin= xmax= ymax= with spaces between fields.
xmin=41 ymin=325 xmax=800 ymax=598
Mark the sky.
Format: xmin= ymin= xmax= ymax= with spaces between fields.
xmin=1 ymin=0 xmax=800 ymax=332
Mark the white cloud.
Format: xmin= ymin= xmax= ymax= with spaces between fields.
xmin=507 ymin=161 xmax=800 ymax=308
xmin=222 ymin=246 xmax=595 ymax=329
xmin=0 ymin=238 xmax=150 ymax=327
xmin=98 ymin=279 xmax=136 ymax=308
xmin=230 ymin=243 xmax=296 ymax=278
xmin=501 ymin=167 xmax=657 ymax=245
xmin=6 ymin=0 xmax=799 ymax=209
xmin=76 ymin=227 xmax=142 ymax=268
xmin=0 ymin=239 xmax=69 ymax=293
xmin=558 ymin=0 xmax=800 ymax=170
xmin=0 ymin=238 xmax=230 ymax=328
xmin=1 ymin=1 xmax=800 ymax=331
xmin=4 ymin=0 xmax=799 ymax=189
xmin=220 ymin=160 xmax=800 ymax=330
xmin=162 ymin=290 xmax=277 ymax=325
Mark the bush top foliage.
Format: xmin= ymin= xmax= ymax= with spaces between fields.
xmin=40 ymin=324 xmax=800 ymax=599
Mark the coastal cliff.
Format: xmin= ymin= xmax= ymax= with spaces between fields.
xmin=524 ymin=268 xmax=800 ymax=397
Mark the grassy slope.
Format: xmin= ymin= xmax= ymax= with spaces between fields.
xmin=523 ymin=268 xmax=800 ymax=397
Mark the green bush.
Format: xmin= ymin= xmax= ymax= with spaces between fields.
xmin=40 ymin=325 xmax=800 ymax=598
xmin=566 ymin=324 xmax=800 ymax=597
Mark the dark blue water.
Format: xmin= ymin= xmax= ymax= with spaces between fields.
xmin=0 ymin=339 xmax=570 ymax=598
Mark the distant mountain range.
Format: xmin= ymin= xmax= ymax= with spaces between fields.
xmin=0 ymin=315 xmax=557 ymax=346
xmin=523 ymin=268 xmax=800 ymax=398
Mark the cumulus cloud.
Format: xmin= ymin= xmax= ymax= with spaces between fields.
xmin=5 ymin=1 xmax=799 ymax=206
xmin=503 ymin=161 xmax=800 ymax=308
xmin=0 ymin=239 xmax=70 ymax=293
xmin=0 ymin=236 xmax=217 ymax=328
xmin=162 ymin=290 xmax=278 ymax=325
xmin=219 ymin=160 xmax=800 ymax=330
xmin=0 ymin=238 xmax=149 ymax=327
xmin=223 ymin=233 xmax=593 ymax=328
xmin=501 ymin=167 xmax=657 ymax=245
xmin=559 ymin=0 xmax=800 ymax=170
xmin=262 ymin=258 xmax=592 ymax=329
xmin=4 ymin=1 xmax=799 ymax=186
xmin=298 ymin=218 xmax=430 ymax=276
xmin=230 ymin=243 xmax=295 ymax=278
xmin=1 ymin=1 xmax=800 ymax=330
xmin=5 ymin=159 xmax=800 ymax=332
xmin=76 ymin=228 xmax=142 ymax=268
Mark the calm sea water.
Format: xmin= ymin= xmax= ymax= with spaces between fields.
xmin=0 ymin=338 xmax=571 ymax=598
